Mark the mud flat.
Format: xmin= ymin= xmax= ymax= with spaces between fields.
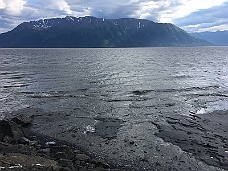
xmin=2 ymin=107 xmax=228 ymax=171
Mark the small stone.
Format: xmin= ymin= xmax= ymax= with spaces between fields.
xmin=17 ymin=137 xmax=37 ymax=146
xmin=18 ymin=137 xmax=30 ymax=145
xmin=129 ymin=141 xmax=135 ymax=145
xmin=155 ymin=162 xmax=161 ymax=166
xmin=71 ymin=134 xmax=76 ymax=138
xmin=74 ymin=160 xmax=80 ymax=165
xmin=73 ymin=150 xmax=80 ymax=154
xmin=51 ymin=146 xmax=74 ymax=159
xmin=29 ymin=140 xmax=39 ymax=146
xmin=45 ymin=141 xmax=56 ymax=146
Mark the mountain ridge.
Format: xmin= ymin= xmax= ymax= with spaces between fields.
xmin=0 ymin=16 xmax=211 ymax=48
xmin=190 ymin=31 xmax=228 ymax=46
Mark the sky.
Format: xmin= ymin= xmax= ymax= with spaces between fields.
xmin=0 ymin=0 xmax=228 ymax=33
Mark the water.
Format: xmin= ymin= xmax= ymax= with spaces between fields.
xmin=0 ymin=47 xmax=228 ymax=119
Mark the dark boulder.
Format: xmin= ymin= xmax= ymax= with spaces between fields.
xmin=0 ymin=120 xmax=24 ymax=140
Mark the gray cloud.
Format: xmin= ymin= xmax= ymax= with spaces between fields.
xmin=173 ymin=2 xmax=228 ymax=32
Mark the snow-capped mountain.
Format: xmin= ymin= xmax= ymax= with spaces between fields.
xmin=0 ymin=16 xmax=211 ymax=48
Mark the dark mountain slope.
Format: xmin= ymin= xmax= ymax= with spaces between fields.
xmin=0 ymin=16 xmax=211 ymax=48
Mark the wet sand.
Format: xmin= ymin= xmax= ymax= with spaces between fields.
xmin=6 ymin=107 xmax=228 ymax=171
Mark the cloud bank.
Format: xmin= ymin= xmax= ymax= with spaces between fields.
xmin=173 ymin=1 xmax=228 ymax=32
xmin=0 ymin=0 xmax=227 ymax=33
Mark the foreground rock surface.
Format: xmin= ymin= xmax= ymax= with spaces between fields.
xmin=2 ymin=108 xmax=228 ymax=171
xmin=155 ymin=110 xmax=228 ymax=170
xmin=0 ymin=115 xmax=120 ymax=171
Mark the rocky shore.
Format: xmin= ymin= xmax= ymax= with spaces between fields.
xmin=0 ymin=114 xmax=120 ymax=171
xmin=1 ymin=108 xmax=227 ymax=171
xmin=154 ymin=110 xmax=228 ymax=170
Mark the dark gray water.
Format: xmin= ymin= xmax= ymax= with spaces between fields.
xmin=1 ymin=47 xmax=228 ymax=118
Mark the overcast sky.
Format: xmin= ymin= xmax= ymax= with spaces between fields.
xmin=0 ymin=0 xmax=228 ymax=33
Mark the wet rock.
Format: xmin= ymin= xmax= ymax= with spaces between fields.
xmin=51 ymin=145 xmax=70 ymax=154
xmin=59 ymin=167 xmax=74 ymax=171
xmin=51 ymin=145 xmax=74 ymax=159
xmin=94 ymin=161 xmax=110 ymax=169
xmin=94 ymin=166 xmax=108 ymax=171
xmin=0 ymin=120 xmax=24 ymax=139
xmin=22 ymin=127 xmax=30 ymax=137
xmin=58 ymin=159 xmax=74 ymax=168
xmin=18 ymin=137 xmax=30 ymax=145
xmin=155 ymin=110 xmax=228 ymax=170
xmin=74 ymin=154 xmax=90 ymax=161
xmin=93 ymin=118 xmax=124 ymax=140
xmin=53 ymin=152 xmax=68 ymax=160
xmin=12 ymin=114 xmax=32 ymax=126
xmin=132 ymin=90 xmax=151 ymax=95
xmin=39 ymin=148 xmax=51 ymax=156
xmin=29 ymin=140 xmax=39 ymax=146
xmin=2 ymin=135 xmax=15 ymax=144
xmin=45 ymin=141 xmax=57 ymax=146
xmin=17 ymin=137 xmax=38 ymax=147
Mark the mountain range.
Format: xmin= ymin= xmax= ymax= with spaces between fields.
xmin=0 ymin=16 xmax=211 ymax=48
xmin=190 ymin=31 xmax=228 ymax=46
